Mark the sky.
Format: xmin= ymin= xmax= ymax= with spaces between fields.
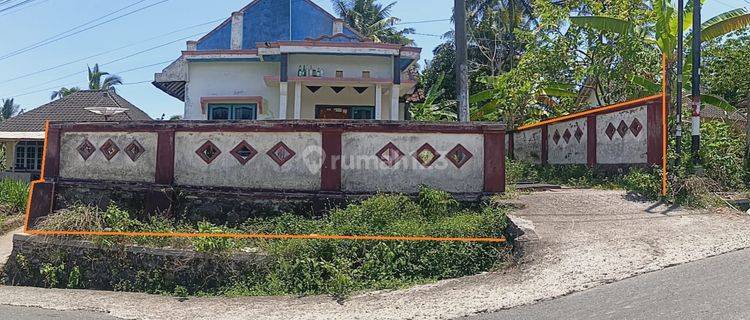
xmin=0 ymin=0 xmax=745 ymax=119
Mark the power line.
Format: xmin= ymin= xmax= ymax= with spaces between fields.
xmin=394 ymin=18 xmax=451 ymax=25
xmin=0 ymin=0 xmax=47 ymax=17
xmin=6 ymin=31 xmax=205 ymax=94
xmin=9 ymin=59 xmax=173 ymax=98
xmin=0 ymin=0 xmax=169 ymax=61
xmin=0 ymin=0 xmax=37 ymax=13
xmin=0 ymin=19 xmax=222 ymax=85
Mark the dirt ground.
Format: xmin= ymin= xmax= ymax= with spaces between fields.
xmin=1 ymin=189 xmax=749 ymax=320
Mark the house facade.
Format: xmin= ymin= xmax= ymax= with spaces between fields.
xmin=0 ymin=90 xmax=151 ymax=180
xmin=152 ymin=0 xmax=421 ymax=121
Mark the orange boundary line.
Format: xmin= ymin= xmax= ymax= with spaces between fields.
xmin=516 ymin=94 xmax=663 ymax=131
xmin=661 ymin=54 xmax=668 ymax=196
xmin=27 ymin=229 xmax=507 ymax=243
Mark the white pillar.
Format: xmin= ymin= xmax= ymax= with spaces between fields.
xmin=293 ymin=81 xmax=302 ymax=119
xmin=390 ymin=84 xmax=400 ymax=120
xmin=230 ymin=12 xmax=244 ymax=50
xmin=374 ymin=84 xmax=382 ymax=120
xmin=279 ymin=82 xmax=288 ymax=119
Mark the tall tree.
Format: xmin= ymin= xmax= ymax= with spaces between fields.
xmin=87 ymin=63 xmax=122 ymax=90
xmin=1 ymin=98 xmax=20 ymax=120
xmin=332 ymin=0 xmax=415 ymax=45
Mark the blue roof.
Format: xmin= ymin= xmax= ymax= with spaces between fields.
xmin=197 ymin=0 xmax=363 ymax=51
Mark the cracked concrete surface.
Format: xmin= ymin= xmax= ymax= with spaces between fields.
xmin=1 ymin=189 xmax=749 ymax=320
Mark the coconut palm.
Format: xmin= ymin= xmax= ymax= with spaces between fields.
xmin=1 ymin=98 xmax=20 ymax=120
xmin=571 ymin=1 xmax=750 ymax=111
xmin=50 ymin=86 xmax=81 ymax=100
xmin=332 ymin=0 xmax=415 ymax=45
xmin=87 ymin=63 xmax=122 ymax=91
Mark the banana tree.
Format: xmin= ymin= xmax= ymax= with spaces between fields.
xmin=570 ymin=1 xmax=750 ymax=112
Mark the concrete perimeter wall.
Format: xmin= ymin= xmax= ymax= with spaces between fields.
xmin=27 ymin=121 xmax=506 ymax=223
xmin=508 ymin=96 xmax=663 ymax=168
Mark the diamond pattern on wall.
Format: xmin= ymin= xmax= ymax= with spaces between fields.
xmin=230 ymin=140 xmax=258 ymax=165
xmin=446 ymin=144 xmax=473 ymax=169
xmin=562 ymin=129 xmax=572 ymax=144
xmin=552 ymin=129 xmax=561 ymax=145
xmin=77 ymin=139 xmax=96 ymax=160
xmin=413 ymin=143 xmax=440 ymax=168
xmin=617 ymin=120 xmax=629 ymax=138
xmin=99 ymin=139 xmax=120 ymax=161
xmin=196 ymin=141 xmax=221 ymax=164
xmin=376 ymin=142 xmax=404 ymax=167
xmin=630 ymin=118 xmax=643 ymax=137
xmin=605 ymin=123 xmax=617 ymax=140
xmin=574 ymin=127 xmax=584 ymax=143
xmin=267 ymin=142 xmax=296 ymax=166
xmin=124 ymin=140 xmax=145 ymax=162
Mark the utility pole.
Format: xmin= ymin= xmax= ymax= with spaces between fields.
xmin=691 ymin=0 xmax=702 ymax=166
xmin=675 ymin=0 xmax=684 ymax=166
xmin=455 ymin=0 xmax=470 ymax=122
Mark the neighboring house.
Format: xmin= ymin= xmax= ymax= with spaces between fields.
xmin=153 ymin=0 xmax=421 ymax=121
xmin=0 ymin=90 xmax=151 ymax=179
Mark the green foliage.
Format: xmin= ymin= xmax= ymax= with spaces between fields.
xmin=0 ymin=179 xmax=29 ymax=214
xmin=409 ymin=73 xmax=457 ymax=121
xmin=29 ymin=187 xmax=514 ymax=298
xmin=332 ymin=0 xmax=415 ymax=45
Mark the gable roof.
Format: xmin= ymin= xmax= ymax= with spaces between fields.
xmin=196 ymin=0 xmax=365 ymax=51
xmin=0 ymin=90 xmax=151 ymax=133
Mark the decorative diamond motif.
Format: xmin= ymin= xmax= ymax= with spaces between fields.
xmin=196 ymin=141 xmax=221 ymax=164
xmin=99 ymin=139 xmax=120 ymax=161
xmin=376 ymin=142 xmax=404 ymax=167
xmin=605 ymin=123 xmax=617 ymax=140
xmin=230 ymin=140 xmax=258 ymax=165
xmin=266 ymin=142 xmax=296 ymax=166
xmin=77 ymin=139 xmax=96 ymax=160
xmin=124 ymin=140 xmax=145 ymax=162
xmin=413 ymin=143 xmax=440 ymax=168
xmin=562 ymin=129 xmax=572 ymax=144
xmin=552 ymin=129 xmax=561 ymax=145
xmin=617 ymin=120 xmax=629 ymax=138
xmin=574 ymin=127 xmax=584 ymax=143
xmin=630 ymin=118 xmax=643 ymax=137
xmin=446 ymin=144 xmax=473 ymax=169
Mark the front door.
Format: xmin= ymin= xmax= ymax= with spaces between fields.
xmin=316 ymin=106 xmax=375 ymax=120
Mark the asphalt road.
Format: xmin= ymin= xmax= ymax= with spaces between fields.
xmin=469 ymin=248 xmax=750 ymax=320
xmin=0 ymin=305 xmax=118 ymax=320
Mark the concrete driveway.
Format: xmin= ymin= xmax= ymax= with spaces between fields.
xmin=0 ymin=189 xmax=749 ymax=319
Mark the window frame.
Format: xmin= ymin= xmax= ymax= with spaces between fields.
xmin=14 ymin=140 xmax=44 ymax=172
xmin=207 ymin=103 xmax=258 ymax=120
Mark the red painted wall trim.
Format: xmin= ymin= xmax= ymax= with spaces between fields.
xmin=586 ymin=116 xmax=597 ymax=167
xmin=515 ymin=95 xmax=662 ymax=132
xmin=43 ymin=127 xmax=61 ymax=180
xmin=540 ymin=125 xmax=549 ymax=165
xmin=155 ymin=129 xmax=175 ymax=185
xmin=200 ymin=96 xmax=264 ymax=115
xmin=483 ymin=130 xmax=505 ymax=193
xmin=321 ymin=129 xmax=342 ymax=191
xmin=646 ymin=102 xmax=663 ymax=166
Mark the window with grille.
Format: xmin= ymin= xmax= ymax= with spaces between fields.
xmin=14 ymin=141 xmax=44 ymax=171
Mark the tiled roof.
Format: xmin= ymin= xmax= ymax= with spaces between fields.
xmin=0 ymin=90 xmax=152 ymax=132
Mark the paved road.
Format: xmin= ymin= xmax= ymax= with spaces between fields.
xmin=469 ymin=248 xmax=750 ymax=320
xmin=0 ymin=305 xmax=118 ymax=320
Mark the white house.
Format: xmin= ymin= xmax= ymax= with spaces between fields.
xmin=153 ymin=0 xmax=421 ymax=121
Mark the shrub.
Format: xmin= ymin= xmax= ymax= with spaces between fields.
xmin=0 ymin=179 xmax=29 ymax=214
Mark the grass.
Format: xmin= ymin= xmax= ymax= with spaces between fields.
xmin=0 ymin=179 xmax=28 ymax=235
xmin=30 ymin=186 xmax=515 ymax=297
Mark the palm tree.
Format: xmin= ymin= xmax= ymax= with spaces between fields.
xmin=332 ymin=0 xmax=415 ymax=45
xmin=571 ymin=2 xmax=750 ymax=111
xmin=1 ymin=98 xmax=20 ymax=120
xmin=87 ymin=63 xmax=122 ymax=91
xmin=50 ymin=86 xmax=81 ymax=100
